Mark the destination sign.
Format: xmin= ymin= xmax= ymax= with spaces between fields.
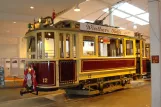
xmin=80 ymin=23 xmax=134 ymax=37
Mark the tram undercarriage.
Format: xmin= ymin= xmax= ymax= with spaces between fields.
xmin=65 ymin=75 xmax=132 ymax=95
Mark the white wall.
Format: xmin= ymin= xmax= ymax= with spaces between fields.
xmin=0 ymin=44 xmax=18 ymax=58
xmin=0 ymin=37 xmax=19 ymax=58
xmin=19 ymin=37 xmax=27 ymax=58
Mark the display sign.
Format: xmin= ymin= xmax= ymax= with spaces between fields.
xmin=80 ymin=23 xmax=134 ymax=37
xmin=152 ymin=55 xmax=159 ymax=63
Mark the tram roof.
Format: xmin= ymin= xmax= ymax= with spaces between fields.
xmin=25 ymin=17 xmax=144 ymax=40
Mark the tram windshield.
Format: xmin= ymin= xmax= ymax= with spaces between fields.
xmin=27 ymin=37 xmax=36 ymax=52
xmin=45 ymin=32 xmax=55 ymax=59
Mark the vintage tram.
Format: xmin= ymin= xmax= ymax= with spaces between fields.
xmin=23 ymin=16 xmax=150 ymax=95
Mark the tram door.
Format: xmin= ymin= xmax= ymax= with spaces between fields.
xmin=136 ymin=39 xmax=145 ymax=75
xmin=59 ymin=32 xmax=77 ymax=84
xmin=136 ymin=40 xmax=141 ymax=74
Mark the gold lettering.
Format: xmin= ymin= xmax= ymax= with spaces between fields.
xmin=43 ymin=78 xmax=48 ymax=83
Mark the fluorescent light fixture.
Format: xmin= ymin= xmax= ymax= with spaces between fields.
xmin=113 ymin=10 xmax=130 ymax=18
xmin=74 ymin=4 xmax=80 ymax=12
xmin=133 ymin=25 xmax=137 ymax=29
xmin=137 ymin=13 xmax=149 ymax=22
xmin=103 ymin=8 xmax=109 ymax=13
xmin=78 ymin=19 xmax=94 ymax=23
xmin=113 ymin=2 xmax=145 ymax=15
xmin=118 ymin=27 xmax=126 ymax=30
xmin=126 ymin=17 xmax=149 ymax=25
xmin=103 ymin=2 xmax=149 ymax=26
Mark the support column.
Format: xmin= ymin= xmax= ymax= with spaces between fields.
xmin=148 ymin=0 xmax=161 ymax=107
xmin=109 ymin=8 xmax=114 ymax=26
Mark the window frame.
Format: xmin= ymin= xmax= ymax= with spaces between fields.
xmin=58 ymin=31 xmax=76 ymax=59
xmin=44 ymin=32 xmax=55 ymax=59
xmin=124 ymin=38 xmax=135 ymax=57
xmin=98 ymin=35 xmax=124 ymax=58
xmin=82 ymin=35 xmax=97 ymax=57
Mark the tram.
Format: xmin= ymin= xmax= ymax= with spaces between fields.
xmin=23 ymin=16 xmax=150 ymax=95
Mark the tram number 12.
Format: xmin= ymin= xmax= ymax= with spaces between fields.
xmin=43 ymin=78 xmax=48 ymax=83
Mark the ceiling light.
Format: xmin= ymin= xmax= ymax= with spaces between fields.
xmin=30 ymin=6 xmax=34 ymax=9
xmin=133 ymin=24 xmax=137 ymax=29
xmin=118 ymin=27 xmax=126 ymax=30
xmin=78 ymin=19 xmax=94 ymax=23
xmin=86 ymin=0 xmax=90 ymax=1
xmin=13 ymin=22 xmax=16 ymax=24
xmin=103 ymin=8 xmax=109 ymax=13
xmin=74 ymin=4 xmax=80 ymax=12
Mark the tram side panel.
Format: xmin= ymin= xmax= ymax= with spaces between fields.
xmin=59 ymin=60 xmax=77 ymax=85
xmin=33 ymin=61 xmax=57 ymax=88
xmin=79 ymin=58 xmax=136 ymax=80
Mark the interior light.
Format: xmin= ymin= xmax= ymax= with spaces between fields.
xmin=13 ymin=22 xmax=16 ymax=24
xmin=39 ymin=18 xmax=41 ymax=23
xmin=86 ymin=0 xmax=90 ymax=1
xmin=101 ymin=39 xmax=103 ymax=42
xmin=74 ymin=4 xmax=80 ymax=12
xmin=48 ymin=33 xmax=51 ymax=36
xmin=30 ymin=6 xmax=34 ymax=9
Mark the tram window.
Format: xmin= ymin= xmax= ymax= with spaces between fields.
xmin=44 ymin=32 xmax=55 ymax=59
xmin=73 ymin=34 xmax=76 ymax=58
xmin=59 ymin=33 xmax=64 ymax=58
xmin=28 ymin=55 xmax=35 ymax=59
xmin=145 ymin=44 xmax=150 ymax=58
xmin=83 ymin=36 xmax=95 ymax=56
xmin=142 ymin=42 xmax=145 ymax=57
xmin=27 ymin=37 xmax=36 ymax=52
xmin=126 ymin=40 xmax=133 ymax=55
xmin=37 ymin=32 xmax=42 ymax=59
xmin=98 ymin=36 xmax=123 ymax=57
xmin=66 ymin=34 xmax=70 ymax=58
xmin=59 ymin=33 xmax=71 ymax=58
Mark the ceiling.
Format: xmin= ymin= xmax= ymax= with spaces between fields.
xmin=0 ymin=0 xmax=149 ymax=42
xmin=60 ymin=0 xmax=149 ymax=41
xmin=0 ymin=0 xmax=84 ymax=37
